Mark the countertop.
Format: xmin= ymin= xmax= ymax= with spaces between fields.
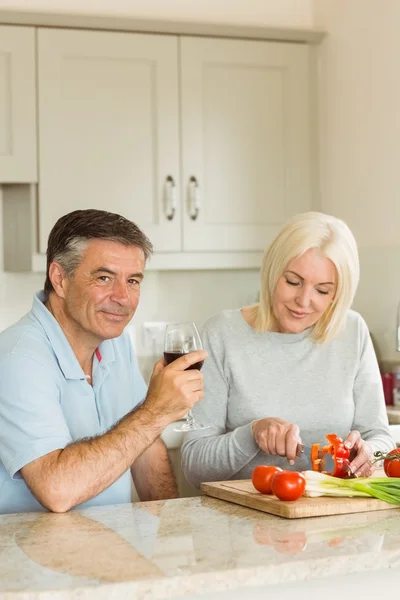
xmin=2 ymin=495 xmax=400 ymax=599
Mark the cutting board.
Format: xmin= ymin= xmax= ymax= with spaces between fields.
xmin=201 ymin=479 xmax=399 ymax=519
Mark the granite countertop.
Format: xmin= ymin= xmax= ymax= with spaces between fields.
xmin=2 ymin=496 xmax=400 ymax=599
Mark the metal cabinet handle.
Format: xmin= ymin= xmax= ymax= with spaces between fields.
xmin=397 ymin=301 xmax=400 ymax=352
xmin=164 ymin=175 xmax=177 ymax=221
xmin=187 ymin=176 xmax=200 ymax=221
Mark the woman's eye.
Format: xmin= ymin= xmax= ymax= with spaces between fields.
xmin=317 ymin=289 xmax=329 ymax=296
xmin=286 ymin=279 xmax=299 ymax=287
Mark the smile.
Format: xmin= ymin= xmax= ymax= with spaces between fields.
xmin=101 ymin=312 xmax=129 ymax=321
xmin=287 ymin=308 xmax=312 ymax=319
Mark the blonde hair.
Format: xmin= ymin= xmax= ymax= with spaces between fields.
xmin=254 ymin=211 xmax=360 ymax=343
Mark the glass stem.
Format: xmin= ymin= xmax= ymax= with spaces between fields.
xmin=186 ymin=410 xmax=196 ymax=426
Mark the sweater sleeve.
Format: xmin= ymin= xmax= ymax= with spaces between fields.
xmin=181 ymin=316 xmax=259 ymax=489
xmin=352 ymin=317 xmax=395 ymax=454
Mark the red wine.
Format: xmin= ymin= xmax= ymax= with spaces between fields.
xmin=164 ymin=351 xmax=204 ymax=371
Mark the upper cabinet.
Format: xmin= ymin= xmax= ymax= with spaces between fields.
xmin=0 ymin=26 xmax=37 ymax=183
xmin=37 ymin=29 xmax=180 ymax=255
xmin=180 ymin=37 xmax=311 ymax=252
xmin=36 ymin=28 xmax=314 ymax=262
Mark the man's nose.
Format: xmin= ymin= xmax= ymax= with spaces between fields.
xmin=110 ymin=282 xmax=130 ymax=305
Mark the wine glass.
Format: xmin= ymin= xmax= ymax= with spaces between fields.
xmin=164 ymin=322 xmax=210 ymax=432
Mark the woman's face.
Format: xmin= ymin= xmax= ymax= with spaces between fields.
xmin=272 ymin=248 xmax=337 ymax=334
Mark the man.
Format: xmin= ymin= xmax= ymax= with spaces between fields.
xmin=0 ymin=209 xmax=206 ymax=514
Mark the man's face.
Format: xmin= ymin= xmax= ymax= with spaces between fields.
xmin=60 ymin=239 xmax=145 ymax=341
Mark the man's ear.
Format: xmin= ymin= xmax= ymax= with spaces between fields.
xmin=48 ymin=262 xmax=68 ymax=299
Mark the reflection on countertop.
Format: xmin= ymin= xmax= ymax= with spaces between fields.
xmin=1 ymin=496 xmax=400 ymax=599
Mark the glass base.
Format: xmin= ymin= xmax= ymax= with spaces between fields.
xmin=173 ymin=422 xmax=210 ymax=432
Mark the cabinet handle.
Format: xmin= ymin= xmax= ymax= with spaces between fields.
xmin=164 ymin=175 xmax=177 ymax=221
xmin=187 ymin=176 xmax=200 ymax=221
xmin=397 ymin=301 xmax=400 ymax=352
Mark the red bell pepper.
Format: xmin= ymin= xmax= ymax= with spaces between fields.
xmin=310 ymin=433 xmax=351 ymax=478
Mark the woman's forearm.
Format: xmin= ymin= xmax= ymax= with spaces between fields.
xmin=181 ymin=423 xmax=259 ymax=488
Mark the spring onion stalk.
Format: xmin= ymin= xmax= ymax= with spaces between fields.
xmin=303 ymin=471 xmax=400 ymax=505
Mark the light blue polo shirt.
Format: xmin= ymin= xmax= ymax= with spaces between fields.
xmin=0 ymin=291 xmax=147 ymax=514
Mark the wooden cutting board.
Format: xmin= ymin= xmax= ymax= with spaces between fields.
xmin=201 ymin=479 xmax=399 ymax=519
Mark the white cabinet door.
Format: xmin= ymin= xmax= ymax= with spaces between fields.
xmin=0 ymin=26 xmax=36 ymax=183
xmin=180 ymin=37 xmax=312 ymax=252
xmin=37 ymin=29 xmax=180 ymax=254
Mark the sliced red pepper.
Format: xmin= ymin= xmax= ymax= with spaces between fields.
xmin=325 ymin=433 xmax=341 ymax=445
xmin=311 ymin=443 xmax=321 ymax=472
xmin=309 ymin=434 xmax=351 ymax=478
xmin=327 ymin=434 xmax=350 ymax=478
xmin=334 ymin=444 xmax=350 ymax=459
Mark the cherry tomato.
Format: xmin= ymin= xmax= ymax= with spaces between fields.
xmin=271 ymin=470 xmax=306 ymax=501
xmin=252 ymin=465 xmax=282 ymax=494
xmin=383 ymin=448 xmax=400 ymax=477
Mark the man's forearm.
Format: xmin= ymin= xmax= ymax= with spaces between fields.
xmin=22 ymin=405 xmax=168 ymax=512
xmin=132 ymin=438 xmax=179 ymax=501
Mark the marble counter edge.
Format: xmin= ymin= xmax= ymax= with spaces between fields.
xmin=1 ymin=540 xmax=398 ymax=600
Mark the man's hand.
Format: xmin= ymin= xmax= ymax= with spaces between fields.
xmin=251 ymin=417 xmax=301 ymax=465
xmin=144 ymin=350 xmax=208 ymax=424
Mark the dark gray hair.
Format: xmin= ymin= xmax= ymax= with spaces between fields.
xmin=44 ymin=209 xmax=153 ymax=294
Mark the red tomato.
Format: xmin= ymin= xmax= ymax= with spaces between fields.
xmin=383 ymin=448 xmax=400 ymax=477
xmin=271 ymin=471 xmax=306 ymax=501
xmin=252 ymin=465 xmax=282 ymax=494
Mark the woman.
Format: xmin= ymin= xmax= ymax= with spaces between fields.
xmin=181 ymin=212 xmax=394 ymax=488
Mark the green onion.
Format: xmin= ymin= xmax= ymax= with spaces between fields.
xmin=303 ymin=470 xmax=400 ymax=505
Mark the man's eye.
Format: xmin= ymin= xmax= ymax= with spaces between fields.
xmin=98 ymin=276 xmax=110 ymax=282
xmin=128 ymin=279 xmax=140 ymax=286
xmin=286 ymin=279 xmax=299 ymax=287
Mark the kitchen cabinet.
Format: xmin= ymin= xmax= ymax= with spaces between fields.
xmin=180 ymin=37 xmax=312 ymax=252
xmin=0 ymin=26 xmax=37 ymax=183
xmin=36 ymin=28 xmax=313 ymax=265
xmin=37 ymin=29 xmax=180 ymax=255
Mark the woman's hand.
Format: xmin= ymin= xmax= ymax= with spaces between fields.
xmin=344 ymin=430 xmax=375 ymax=477
xmin=251 ymin=418 xmax=301 ymax=465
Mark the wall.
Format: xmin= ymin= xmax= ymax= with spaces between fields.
xmin=0 ymin=269 xmax=260 ymax=378
xmin=314 ymin=0 xmax=400 ymax=362
xmin=0 ymin=0 xmax=314 ymax=27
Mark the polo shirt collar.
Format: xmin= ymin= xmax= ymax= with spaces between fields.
xmin=31 ymin=291 xmax=115 ymax=380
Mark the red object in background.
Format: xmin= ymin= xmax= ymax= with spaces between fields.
xmin=382 ymin=372 xmax=395 ymax=406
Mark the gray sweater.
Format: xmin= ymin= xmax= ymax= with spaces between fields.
xmin=181 ymin=309 xmax=394 ymax=488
